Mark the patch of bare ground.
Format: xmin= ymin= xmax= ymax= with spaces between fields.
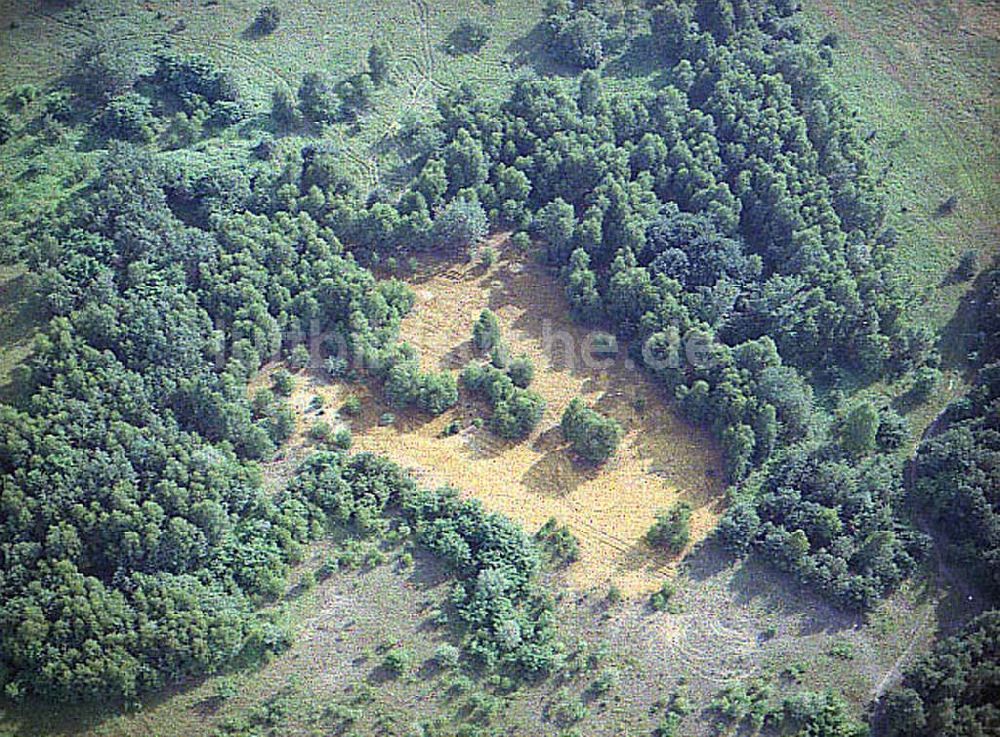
xmin=257 ymin=235 xmax=724 ymax=596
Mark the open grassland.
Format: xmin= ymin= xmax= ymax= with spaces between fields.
xmin=261 ymin=236 xmax=724 ymax=596
xmin=0 ymin=0 xmax=545 ymax=189
xmin=0 ymin=538 xmax=954 ymax=737
xmin=802 ymin=0 xmax=999 ymax=430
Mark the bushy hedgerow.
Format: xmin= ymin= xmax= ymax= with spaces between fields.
xmin=462 ymin=362 xmax=546 ymax=440
xmin=287 ymin=452 xmax=561 ymax=674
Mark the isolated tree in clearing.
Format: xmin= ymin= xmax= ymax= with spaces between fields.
xmin=561 ymin=398 xmax=623 ymax=464
xmin=647 ymin=502 xmax=693 ymax=554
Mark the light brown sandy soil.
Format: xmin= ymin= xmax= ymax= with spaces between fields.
xmin=258 ymin=235 xmax=724 ymax=595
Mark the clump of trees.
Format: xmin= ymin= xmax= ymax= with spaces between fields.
xmin=911 ymin=265 xmax=1000 ymax=600
xmin=717 ymin=445 xmax=927 ymax=611
xmin=462 ymin=362 xmax=546 ymax=440
xmin=75 ymin=48 xmax=245 ymax=143
xmin=0 ymin=138 xmax=434 ymax=701
xmin=289 ymin=453 xmax=560 ymax=674
xmin=647 ymin=502 xmax=692 ymax=553
xmin=462 ymin=316 xmax=543 ymax=440
xmin=383 ymin=359 xmax=458 ymax=415
xmin=876 ymin=611 xmax=1000 ymax=737
xmin=289 ymin=43 xmax=393 ymax=126
xmin=561 ymin=398 xmax=622 ymax=464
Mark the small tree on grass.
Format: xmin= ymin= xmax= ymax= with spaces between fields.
xmin=473 ymin=309 xmax=501 ymax=352
xmin=536 ymin=517 xmax=580 ymax=564
xmin=561 ymin=398 xmax=623 ymax=464
xmin=367 ymin=43 xmax=393 ymax=86
xmin=647 ymin=502 xmax=692 ymax=554
xmin=271 ymin=368 xmax=294 ymax=396
xmin=650 ymin=579 xmax=676 ymax=612
xmin=493 ymin=389 xmax=546 ymax=439
xmin=446 ymin=19 xmax=491 ymax=55
xmin=251 ymin=5 xmax=281 ymax=36
xmin=308 ymin=420 xmax=331 ymax=442
xmin=508 ymin=355 xmax=534 ymax=388
xmin=383 ymin=646 xmax=414 ymax=677
xmin=937 ymin=194 xmax=959 ymax=216
xmin=271 ymin=83 xmax=302 ymax=130
xmin=341 ymin=395 xmax=362 ymax=416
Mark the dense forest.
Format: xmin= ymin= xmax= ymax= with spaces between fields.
xmin=0 ymin=1 xmax=994 ymax=733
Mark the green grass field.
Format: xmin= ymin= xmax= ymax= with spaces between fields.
xmin=800 ymin=0 xmax=999 ymax=431
xmin=1 ymin=0 xmax=545 ymax=189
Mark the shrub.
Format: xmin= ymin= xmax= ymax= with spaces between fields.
xmin=298 ymin=71 xmax=339 ymax=123
xmin=560 ymin=398 xmax=623 ymax=464
xmin=551 ymin=10 xmax=607 ymax=69
xmin=251 ymin=5 xmax=280 ymax=36
xmin=336 ymin=72 xmax=375 ymax=120
xmin=909 ymin=366 xmax=941 ymax=403
xmin=341 ymin=395 xmax=362 ymax=416
xmin=382 ymin=646 xmax=415 ymax=677
xmin=97 ymin=92 xmax=155 ymax=142
xmin=876 ymin=406 xmax=909 ymax=450
xmin=272 ymin=369 xmax=295 ymax=396
xmin=938 ymin=193 xmax=958 ymax=215
xmin=956 ymin=249 xmax=978 ymax=281
xmin=650 ymin=580 xmax=676 ymax=611
xmin=842 ymin=401 xmax=879 ymax=456
xmin=647 ymin=502 xmax=692 ymax=554
xmin=473 ymin=309 xmax=501 ymax=352
xmin=288 ymin=343 xmax=311 ymax=370
xmin=0 ymin=111 xmax=14 ymax=145
xmin=332 ymin=428 xmax=352 ymax=450
xmin=309 ymin=420 xmax=331 ymax=442
xmin=75 ymin=37 xmax=145 ymax=100
xmin=508 ymin=355 xmax=535 ymax=388
xmin=446 ymin=18 xmax=491 ymax=55
xmin=591 ymin=667 xmax=620 ymax=696
xmin=510 ymin=231 xmax=531 ymax=251
xmin=433 ymin=643 xmax=461 ymax=669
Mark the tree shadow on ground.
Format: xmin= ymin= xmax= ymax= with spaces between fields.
xmin=936 ymin=252 xmax=998 ymax=374
xmin=504 ymin=23 xmax=579 ymax=79
xmin=522 ymin=445 xmax=595 ymax=497
xmin=601 ymin=35 xmax=666 ymax=82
